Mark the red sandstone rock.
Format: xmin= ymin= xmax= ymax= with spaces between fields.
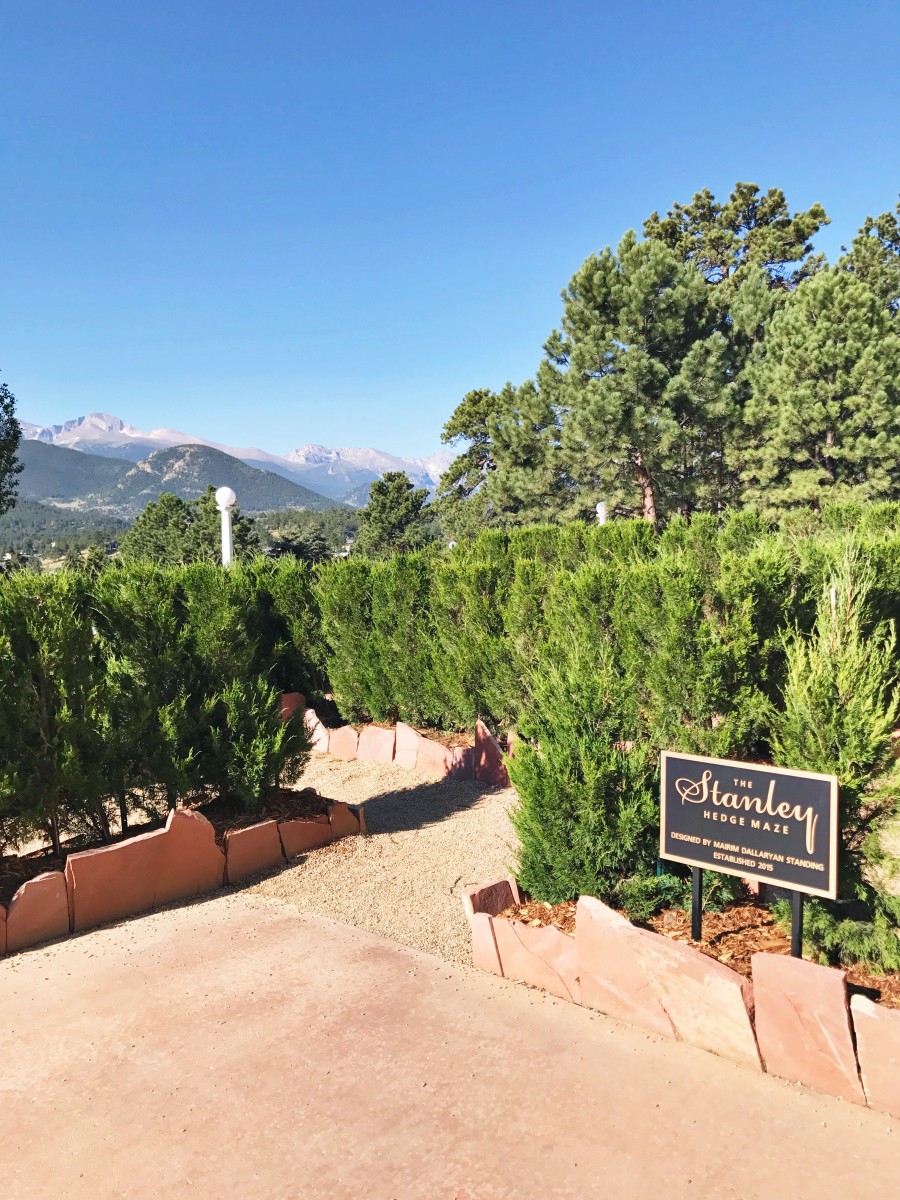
xmin=492 ymin=918 xmax=581 ymax=1004
xmin=470 ymin=913 xmax=503 ymax=975
xmin=224 ymin=821 xmax=285 ymax=885
xmin=631 ymin=926 xmax=760 ymax=1068
xmin=415 ymin=734 xmax=453 ymax=778
xmin=575 ymin=898 xmax=674 ymax=1039
xmin=6 ymin=871 xmax=70 ymax=953
xmin=329 ymin=726 xmax=359 ymax=761
xmin=394 ymin=722 xmax=419 ymax=769
xmin=328 ymin=802 xmax=361 ymax=840
xmin=462 ymin=879 xmax=520 ymax=919
xmin=450 ymin=746 xmax=475 ymax=780
xmin=278 ymin=816 xmax=333 ymax=858
xmin=357 ymin=725 xmax=396 ymax=763
xmin=304 ymin=709 xmax=330 ymax=752
xmin=851 ymin=995 xmax=900 ymax=1115
xmin=156 ymin=809 xmax=226 ymax=906
xmin=751 ymin=953 xmax=865 ymax=1104
xmin=279 ymin=692 xmax=305 ymax=721
xmin=66 ymin=827 xmax=168 ymax=932
xmin=0 ymin=905 xmax=7 ymax=956
xmin=475 ymin=720 xmax=510 ymax=787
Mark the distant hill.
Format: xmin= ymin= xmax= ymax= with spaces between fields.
xmin=13 ymin=440 xmax=338 ymax=519
xmin=0 ymin=498 xmax=128 ymax=555
xmin=107 ymin=445 xmax=338 ymax=515
xmin=17 ymin=440 xmax=131 ymax=503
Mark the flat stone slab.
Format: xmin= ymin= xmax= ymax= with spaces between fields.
xmin=462 ymin=879 xmax=521 ymax=919
xmin=491 ymin=917 xmax=581 ymax=1004
xmin=0 ymin=904 xmax=6 ymax=955
xmin=450 ymin=746 xmax=475 ymax=780
xmin=751 ymin=953 xmax=865 ymax=1104
xmin=328 ymin=802 xmax=361 ymax=840
xmin=576 ymin=898 xmax=674 ymax=1039
xmin=631 ymin=927 xmax=760 ymax=1069
xmin=394 ymin=721 xmax=419 ymax=769
xmin=329 ymin=726 xmax=359 ymax=761
xmin=851 ymin=994 xmax=900 ymax=1116
xmin=6 ymin=871 xmax=70 ymax=953
xmin=475 ymin=720 xmax=509 ymax=787
xmin=225 ymin=821 xmax=285 ymax=884
xmin=66 ymin=826 xmax=167 ymax=932
xmin=156 ymin=809 xmax=226 ymax=906
xmin=470 ymin=912 xmax=503 ymax=975
xmin=278 ymin=692 xmax=305 ymax=721
xmin=414 ymin=733 xmax=454 ymax=777
xmin=357 ymin=725 xmax=396 ymax=763
xmin=304 ymin=709 xmax=329 ymax=752
xmin=278 ymin=816 xmax=333 ymax=858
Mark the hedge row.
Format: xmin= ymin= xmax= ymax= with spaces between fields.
xmin=0 ymin=560 xmax=316 ymax=854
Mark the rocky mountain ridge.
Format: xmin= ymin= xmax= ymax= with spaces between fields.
xmin=18 ymin=413 xmax=453 ymax=502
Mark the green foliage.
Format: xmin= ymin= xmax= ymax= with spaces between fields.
xmin=0 ymin=378 xmax=23 ymax=519
xmin=0 ymin=572 xmax=108 ymax=852
xmin=742 ymin=270 xmax=900 ymax=512
xmin=206 ymin=678 xmax=311 ymax=812
xmin=509 ymin=635 xmax=660 ymax=904
xmin=768 ymin=551 xmax=900 ymax=969
xmin=353 ymin=471 xmax=435 ymax=559
xmin=119 ymin=487 xmax=259 ymax=565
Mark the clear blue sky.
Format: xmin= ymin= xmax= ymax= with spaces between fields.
xmin=2 ymin=1 xmax=898 ymax=456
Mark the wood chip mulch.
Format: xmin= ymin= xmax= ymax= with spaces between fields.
xmin=497 ymin=900 xmax=577 ymax=935
xmin=495 ymin=896 xmax=900 ymax=1011
xmin=197 ymin=787 xmax=331 ymax=846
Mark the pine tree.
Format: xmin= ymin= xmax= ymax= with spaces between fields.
xmin=741 ymin=269 xmax=900 ymax=513
xmin=549 ymin=232 xmax=737 ymax=522
xmin=353 ymin=471 xmax=435 ymax=558
xmin=839 ymin=199 xmax=900 ymax=314
xmin=119 ymin=487 xmax=258 ymax=564
xmin=0 ymin=378 xmax=23 ymax=518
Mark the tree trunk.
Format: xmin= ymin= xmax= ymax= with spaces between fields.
xmin=118 ymin=788 xmax=129 ymax=834
xmin=48 ymin=812 xmax=61 ymax=859
xmin=634 ymin=454 xmax=658 ymax=526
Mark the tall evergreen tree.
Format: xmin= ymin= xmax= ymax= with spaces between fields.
xmin=119 ymin=487 xmax=258 ymax=564
xmin=840 ymin=199 xmax=900 ymax=314
xmin=353 ymin=471 xmax=435 ymax=558
xmin=546 ymin=232 xmax=737 ymax=522
xmin=0 ymin=377 xmax=23 ymax=518
xmin=741 ymin=269 xmax=900 ymax=512
xmin=643 ymin=181 xmax=829 ymax=294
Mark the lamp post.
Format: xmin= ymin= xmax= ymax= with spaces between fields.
xmin=215 ymin=486 xmax=237 ymax=566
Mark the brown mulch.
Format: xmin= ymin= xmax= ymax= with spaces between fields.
xmin=196 ymin=787 xmax=331 ymax=846
xmin=498 ymin=899 xmax=577 ymax=935
xmin=497 ymin=896 xmax=900 ymax=1011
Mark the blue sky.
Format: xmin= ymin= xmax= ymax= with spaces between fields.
xmin=2 ymin=1 xmax=898 ymax=457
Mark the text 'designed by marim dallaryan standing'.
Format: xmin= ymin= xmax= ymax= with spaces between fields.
xmin=660 ymin=751 xmax=838 ymax=899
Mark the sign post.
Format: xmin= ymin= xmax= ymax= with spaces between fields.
xmin=660 ymin=751 xmax=838 ymax=956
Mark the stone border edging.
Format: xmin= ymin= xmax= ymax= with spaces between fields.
xmin=0 ymin=801 xmax=363 ymax=959
xmin=463 ymin=880 xmax=900 ymax=1118
xmin=307 ymin=710 xmax=510 ymax=787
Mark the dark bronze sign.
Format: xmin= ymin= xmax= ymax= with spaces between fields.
xmin=660 ymin=751 xmax=839 ymax=900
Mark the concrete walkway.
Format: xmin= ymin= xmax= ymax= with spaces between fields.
xmin=1 ymin=893 xmax=897 ymax=1200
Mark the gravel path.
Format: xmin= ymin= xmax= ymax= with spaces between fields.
xmin=246 ymin=754 xmax=519 ymax=965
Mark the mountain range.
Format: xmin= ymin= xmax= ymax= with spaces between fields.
xmin=19 ymin=413 xmax=453 ymax=503
xmin=16 ymin=441 xmax=337 ymax=517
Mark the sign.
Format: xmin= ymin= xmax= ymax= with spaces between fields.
xmin=660 ymin=751 xmax=839 ymax=899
